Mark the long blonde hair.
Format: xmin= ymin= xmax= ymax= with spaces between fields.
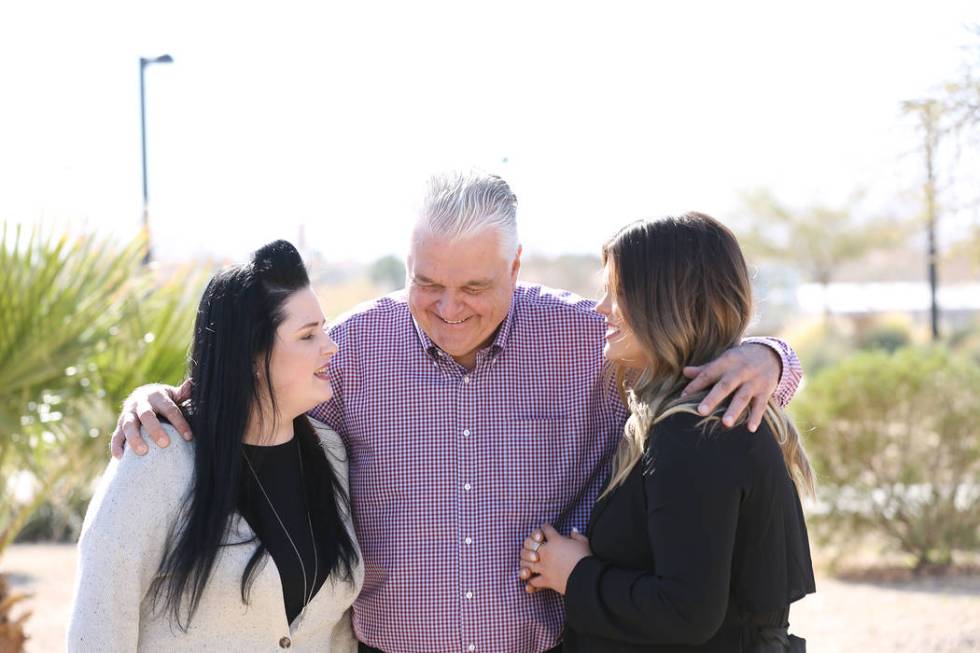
xmin=599 ymin=213 xmax=814 ymax=500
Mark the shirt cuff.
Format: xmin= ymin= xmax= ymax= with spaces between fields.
xmin=741 ymin=336 xmax=803 ymax=407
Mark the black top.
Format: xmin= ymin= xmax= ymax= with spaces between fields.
xmin=564 ymin=411 xmax=815 ymax=652
xmin=239 ymin=437 xmax=327 ymax=624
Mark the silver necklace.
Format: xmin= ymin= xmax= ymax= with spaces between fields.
xmin=242 ymin=440 xmax=319 ymax=622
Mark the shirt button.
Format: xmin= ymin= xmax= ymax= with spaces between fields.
xmin=464 ymin=536 xmax=473 ymax=545
xmin=463 ymin=483 xmax=472 ymax=491
xmin=462 ymin=428 xmax=471 ymax=436
xmin=463 ymin=376 xmax=471 ymax=384
xmin=279 ymin=636 xmax=291 ymax=648
xmin=465 ymin=591 xmax=474 ymax=599
xmin=468 ymin=646 xmax=476 ymax=652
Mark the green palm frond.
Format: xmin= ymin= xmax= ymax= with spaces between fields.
xmin=92 ymin=267 xmax=204 ymax=409
xmin=0 ymin=224 xmax=204 ymax=553
xmin=0 ymin=224 xmax=144 ymax=420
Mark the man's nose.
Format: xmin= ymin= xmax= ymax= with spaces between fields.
xmin=437 ymin=292 xmax=465 ymax=319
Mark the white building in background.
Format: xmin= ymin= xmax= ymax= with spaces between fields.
xmin=796 ymin=282 xmax=980 ymax=315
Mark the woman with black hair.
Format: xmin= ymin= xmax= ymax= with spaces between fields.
xmin=68 ymin=240 xmax=362 ymax=651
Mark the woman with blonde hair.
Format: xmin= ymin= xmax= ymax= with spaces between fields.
xmin=520 ymin=214 xmax=814 ymax=652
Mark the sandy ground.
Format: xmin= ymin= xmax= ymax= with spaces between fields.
xmin=3 ymin=543 xmax=979 ymax=652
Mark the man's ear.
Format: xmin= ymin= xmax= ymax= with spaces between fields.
xmin=511 ymin=244 xmax=523 ymax=280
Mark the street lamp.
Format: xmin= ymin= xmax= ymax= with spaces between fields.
xmin=139 ymin=54 xmax=173 ymax=265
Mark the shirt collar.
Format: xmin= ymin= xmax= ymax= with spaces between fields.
xmin=411 ymin=287 xmax=520 ymax=361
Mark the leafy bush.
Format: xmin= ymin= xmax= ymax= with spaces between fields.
xmin=949 ymin=320 xmax=980 ymax=366
xmin=793 ymin=347 xmax=980 ymax=569
xmin=853 ymin=317 xmax=913 ymax=353
xmin=779 ymin=320 xmax=856 ymax=376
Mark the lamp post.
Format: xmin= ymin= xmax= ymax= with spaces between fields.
xmin=139 ymin=54 xmax=173 ymax=265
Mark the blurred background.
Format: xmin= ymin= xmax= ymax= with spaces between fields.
xmin=1 ymin=1 xmax=979 ymax=651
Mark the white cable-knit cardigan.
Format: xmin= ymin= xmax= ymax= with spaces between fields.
xmin=67 ymin=419 xmax=363 ymax=652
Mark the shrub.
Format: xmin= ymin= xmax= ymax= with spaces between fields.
xmin=793 ymin=347 xmax=980 ymax=569
xmin=853 ymin=316 xmax=913 ymax=353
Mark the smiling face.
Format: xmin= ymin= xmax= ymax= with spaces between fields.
xmin=262 ymin=286 xmax=338 ymax=419
xmin=595 ymin=257 xmax=649 ymax=369
xmin=407 ymin=227 xmax=521 ymax=369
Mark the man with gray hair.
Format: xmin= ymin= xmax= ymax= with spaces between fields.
xmin=114 ymin=170 xmax=801 ymax=653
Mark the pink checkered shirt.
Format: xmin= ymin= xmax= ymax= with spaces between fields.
xmin=309 ymin=283 xmax=801 ymax=653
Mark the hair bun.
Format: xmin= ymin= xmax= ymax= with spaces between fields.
xmin=251 ymin=240 xmax=307 ymax=285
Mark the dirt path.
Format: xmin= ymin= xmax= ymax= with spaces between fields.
xmin=4 ymin=543 xmax=979 ymax=651
xmin=791 ymin=573 xmax=979 ymax=652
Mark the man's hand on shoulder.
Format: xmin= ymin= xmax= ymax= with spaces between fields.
xmin=680 ymin=343 xmax=781 ymax=432
xmin=110 ymin=379 xmax=193 ymax=459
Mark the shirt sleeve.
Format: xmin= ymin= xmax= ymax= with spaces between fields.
xmin=308 ymin=321 xmax=352 ymax=436
xmin=564 ymin=417 xmax=743 ymax=646
xmin=67 ymin=425 xmax=192 ymax=652
xmin=741 ymin=336 xmax=803 ymax=407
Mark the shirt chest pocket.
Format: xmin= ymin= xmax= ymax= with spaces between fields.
xmin=497 ymin=418 xmax=575 ymax=519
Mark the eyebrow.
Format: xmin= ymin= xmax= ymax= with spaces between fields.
xmin=414 ymin=274 xmax=492 ymax=287
xmin=296 ymin=320 xmax=325 ymax=331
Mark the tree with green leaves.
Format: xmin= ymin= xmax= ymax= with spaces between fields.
xmin=943 ymin=25 xmax=980 ymax=138
xmin=368 ymin=255 xmax=406 ymax=291
xmin=900 ymin=98 xmax=944 ymax=340
xmin=737 ymin=189 xmax=906 ymax=318
xmin=943 ymin=25 xmax=980 ymax=266
xmin=900 ymin=27 xmax=980 ymax=338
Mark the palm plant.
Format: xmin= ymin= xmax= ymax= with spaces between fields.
xmin=0 ymin=224 xmax=145 ymax=548
xmin=0 ymin=224 xmax=202 ymax=651
xmin=12 ymin=269 xmax=203 ymax=548
xmin=92 ymin=268 xmax=200 ymax=409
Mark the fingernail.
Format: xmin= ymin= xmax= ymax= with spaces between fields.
xmin=529 ymin=552 xmax=538 ymax=562
xmin=698 ymin=404 xmax=708 ymax=415
xmin=571 ymin=527 xmax=579 ymax=533
xmin=533 ymin=533 xmax=542 ymax=542
xmin=136 ymin=444 xmax=147 ymax=454
xmin=680 ymin=390 xmax=688 ymax=397
xmin=723 ymin=416 xmax=733 ymax=426
xmin=157 ymin=438 xmax=169 ymax=448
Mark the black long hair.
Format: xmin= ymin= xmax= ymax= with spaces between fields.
xmin=149 ymin=240 xmax=358 ymax=630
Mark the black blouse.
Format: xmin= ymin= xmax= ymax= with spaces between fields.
xmin=239 ymin=437 xmax=327 ymax=624
xmin=564 ymin=411 xmax=815 ymax=652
